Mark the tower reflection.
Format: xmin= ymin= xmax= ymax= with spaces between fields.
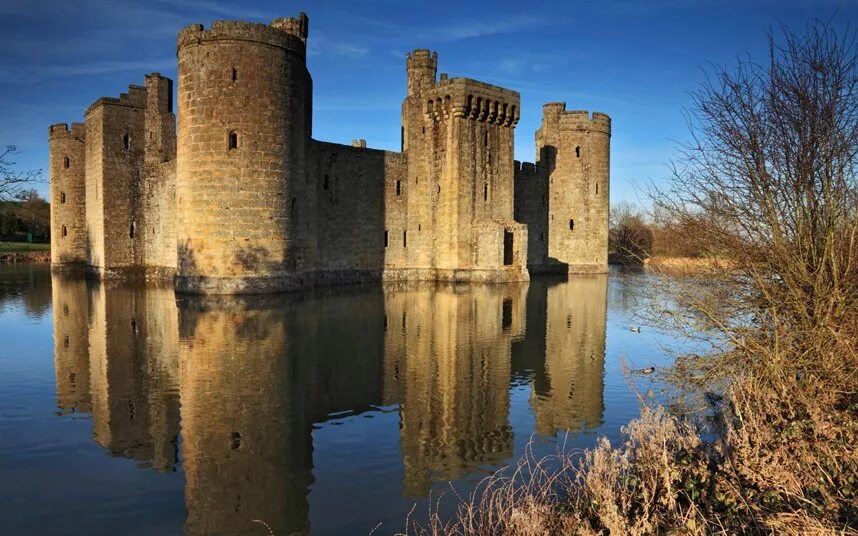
xmin=530 ymin=275 xmax=607 ymax=435
xmin=383 ymin=283 xmax=526 ymax=497
xmin=50 ymin=274 xmax=608 ymax=534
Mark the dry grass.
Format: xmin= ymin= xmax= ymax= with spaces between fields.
xmin=400 ymin=379 xmax=856 ymax=534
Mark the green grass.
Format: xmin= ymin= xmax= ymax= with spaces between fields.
xmin=0 ymin=241 xmax=50 ymax=253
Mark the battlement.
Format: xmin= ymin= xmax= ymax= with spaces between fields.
xmin=541 ymin=102 xmax=610 ymax=135
xmin=49 ymin=122 xmax=86 ymax=140
xmin=423 ymin=78 xmax=520 ymax=127
xmin=351 ymin=139 xmax=367 ymax=148
xmin=271 ymin=12 xmax=308 ymax=43
xmin=406 ymin=49 xmax=438 ymax=69
xmin=144 ymin=73 xmax=174 ymax=115
xmin=177 ymin=18 xmax=307 ymax=56
xmin=514 ymin=160 xmax=539 ymax=175
xmin=406 ymin=49 xmax=438 ymax=95
xmin=84 ymin=83 xmax=147 ymax=116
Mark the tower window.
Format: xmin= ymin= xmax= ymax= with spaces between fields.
xmin=231 ymin=67 xmax=238 ymax=82
xmin=228 ymin=131 xmax=238 ymax=150
xmin=403 ymin=230 xmax=407 ymax=248
xmin=575 ymin=146 xmax=580 ymax=158
xmin=122 ymin=134 xmax=130 ymax=150
xmin=323 ymin=174 xmax=329 ymax=190
xmin=569 ymin=219 xmax=575 ymax=231
xmin=396 ymin=180 xmax=401 ymax=196
xmin=130 ymin=222 xmax=136 ymax=239
xmin=60 ymin=192 xmax=66 ymax=204
xmin=484 ymin=131 xmax=488 ymax=147
xmin=61 ymin=225 xmax=67 ymax=237
xmin=483 ymin=183 xmax=488 ymax=202
xmin=595 ymin=182 xmax=599 ymax=194
xmin=384 ymin=230 xmax=388 ymax=247
xmin=63 ymin=156 xmax=69 ymax=169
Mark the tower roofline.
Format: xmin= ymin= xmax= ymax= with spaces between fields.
xmin=177 ymin=18 xmax=307 ymax=56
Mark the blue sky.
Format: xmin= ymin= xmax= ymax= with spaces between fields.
xmin=0 ymin=0 xmax=853 ymax=204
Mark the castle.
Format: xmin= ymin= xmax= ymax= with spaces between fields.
xmin=49 ymin=12 xmax=610 ymax=294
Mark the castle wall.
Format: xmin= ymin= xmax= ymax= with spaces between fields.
xmin=84 ymin=89 xmax=147 ymax=274
xmin=141 ymin=74 xmax=178 ymax=274
xmin=396 ymin=54 xmax=529 ymax=283
xmin=49 ymin=123 xmax=87 ymax=266
xmin=49 ymin=13 xmax=611 ymax=293
xmin=175 ymin=18 xmax=313 ymax=293
xmin=538 ymin=104 xmax=611 ymax=273
xmin=309 ymin=140 xmax=405 ymax=278
xmin=513 ymin=161 xmax=551 ymax=271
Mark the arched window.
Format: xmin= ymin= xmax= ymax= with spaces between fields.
xmin=231 ymin=67 xmax=238 ymax=82
xmin=63 ymin=156 xmax=69 ymax=169
xmin=569 ymin=219 xmax=575 ymax=231
xmin=61 ymin=225 xmax=67 ymax=237
xmin=122 ymin=134 xmax=130 ymax=150
xmin=228 ymin=131 xmax=238 ymax=150
xmin=575 ymin=146 xmax=580 ymax=158
xmin=60 ymin=192 xmax=66 ymax=204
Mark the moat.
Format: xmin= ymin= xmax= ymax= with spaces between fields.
xmin=0 ymin=264 xmax=678 ymax=535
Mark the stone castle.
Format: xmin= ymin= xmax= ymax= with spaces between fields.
xmin=49 ymin=12 xmax=610 ymax=294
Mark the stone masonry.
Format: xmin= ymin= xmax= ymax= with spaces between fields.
xmin=49 ymin=12 xmax=610 ymax=294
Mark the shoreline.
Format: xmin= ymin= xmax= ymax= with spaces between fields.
xmin=0 ymin=251 xmax=51 ymax=264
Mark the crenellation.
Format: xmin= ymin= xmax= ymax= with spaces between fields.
xmin=50 ymin=11 xmax=610 ymax=293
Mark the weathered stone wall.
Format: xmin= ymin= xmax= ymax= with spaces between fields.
xmin=395 ymin=52 xmax=529 ymax=283
xmin=84 ymin=87 xmax=147 ymax=274
xmin=49 ymin=123 xmax=87 ymax=266
xmin=78 ymin=76 xmax=176 ymax=278
xmin=513 ymin=161 xmax=551 ymax=271
xmin=175 ymin=17 xmax=313 ymax=293
xmin=141 ymin=74 xmax=178 ymax=274
xmin=538 ymin=103 xmax=611 ymax=273
xmin=309 ymin=140 xmax=405 ymax=277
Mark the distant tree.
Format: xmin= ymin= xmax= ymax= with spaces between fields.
xmin=0 ymin=146 xmax=42 ymax=203
xmin=609 ymin=201 xmax=653 ymax=265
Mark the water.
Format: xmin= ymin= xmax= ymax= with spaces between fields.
xmin=0 ymin=264 xmax=679 ymax=535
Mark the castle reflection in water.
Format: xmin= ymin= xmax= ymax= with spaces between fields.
xmin=52 ymin=274 xmax=607 ymax=535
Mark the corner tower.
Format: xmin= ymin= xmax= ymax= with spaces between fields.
xmin=175 ymin=14 xmax=314 ymax=294
xmin=537 ymin=103 xmax=610 ymax=273
xmin=397 ymin=51 xmax=528 ymax=282
xmin=49 ymin=123 xmax=87 ymax=267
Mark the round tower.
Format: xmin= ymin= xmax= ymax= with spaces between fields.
xmin=175 ymin=16 xmax=313 ymax=294
xmin=49 ymin=123 xmax=87 ymax=268
xmin=543 ymin=104 xmax=611 ymax=273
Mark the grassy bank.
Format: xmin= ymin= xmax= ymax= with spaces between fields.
xmin=0 ymin=241 xmax=50 ymax=253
